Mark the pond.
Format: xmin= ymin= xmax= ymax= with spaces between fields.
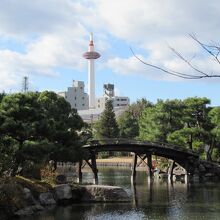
xmin=22 ymin=167 xmax=220 ymax=220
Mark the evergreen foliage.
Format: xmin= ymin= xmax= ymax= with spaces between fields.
xmin=118 ymin=110 xmax=138 ymax=138
xmin=138 ymin=97 xmax=220 ymax=161
xmin=94 ymin=100 xmax=119 ymax=139
xmin=117 ymin=98 xmax=152 ymax=139
xmin=0 ymin=91 xmax=84 ymax=178
xmin=139 ymin=99 xmax=184 ymax=142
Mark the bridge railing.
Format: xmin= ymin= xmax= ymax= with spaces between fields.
xmin=86 ymin=138 xmax=196 ymax=155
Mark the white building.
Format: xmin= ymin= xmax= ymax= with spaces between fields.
xmin=96 ymin=96 xmax=129 ymax=109
xmin=95 ymin=83 xmax=129 ymax=109
xmin=58 ymin=81 xmax=129 ymax=122
xmin=77 ymin=106 xmax=129 ymax=123
xmin=58 ymin=80 xmax=89 ymax=110
xmin=78 ymin=83 xmax=130 ymax=122
xmin=58 ymin=81 xmax=129 ymax=113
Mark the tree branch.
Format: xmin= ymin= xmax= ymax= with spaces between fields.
xmin=130 ymin=47 xmax=202 ymax=79
xmin=131 ymin=35 xmax=220 ymax=79
xmin=168 ymin=46 xmax=209 ymax=77
xmin=189 ymin=34 xmax=220 ymax=65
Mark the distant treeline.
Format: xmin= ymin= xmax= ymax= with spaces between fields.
xmin=117 ymin=97 xmax=220 ymax=161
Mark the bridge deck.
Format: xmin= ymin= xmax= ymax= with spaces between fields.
xmin=82 ymin=138 xmax=199 ymax=164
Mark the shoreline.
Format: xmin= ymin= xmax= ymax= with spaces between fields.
xmin=96 ymin=157 xmax=133 ymax=167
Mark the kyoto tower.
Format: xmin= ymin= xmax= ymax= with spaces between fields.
xmin=83 ymin=33 xmax=101 ymax=109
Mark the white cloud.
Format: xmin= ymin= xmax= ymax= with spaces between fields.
xmin=95 ymin=0 xmax=220 ymax=80
xmin=95 ymin=0 xmax=220 ymax=42
xmin=0 ymin=28 xmax=89 ymax=91
xmin=106 ymin=55 xmax=168 ymax=80
xmin=0 ymin=0 xmax=83 ymax=37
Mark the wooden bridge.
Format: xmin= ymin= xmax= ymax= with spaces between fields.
xmin=78 ymin=138 xmax=200 ymax=184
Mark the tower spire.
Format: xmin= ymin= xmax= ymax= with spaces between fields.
xmin=90 ymin=32 xmax=93 ymax=43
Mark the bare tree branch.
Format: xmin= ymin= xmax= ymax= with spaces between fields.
xmin=130 ymin=47 xmax=202 ymax=79
xmin=189 ymin=34 xmax=220 ymax=65
xmin=168 ymin=46 xmax=209 ymax=77
xmin=131 ymin=35 xmax=220 ymax=79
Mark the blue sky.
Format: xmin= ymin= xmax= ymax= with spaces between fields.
xmin=1 ymin=0 xmax=220 ymax=105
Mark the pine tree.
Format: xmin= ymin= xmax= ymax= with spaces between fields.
xmin=94 ymin=100 xmax=119 ymax=139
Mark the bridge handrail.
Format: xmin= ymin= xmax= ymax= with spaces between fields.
xmin=86 ymin=138 xmax=197 ymax=155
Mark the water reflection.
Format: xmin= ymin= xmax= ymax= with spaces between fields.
xmin=21 ymin=167 xmax=220 ymax=220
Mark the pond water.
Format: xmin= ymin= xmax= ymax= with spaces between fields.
xmin=22 ymin=167 xmax=220 ymax=220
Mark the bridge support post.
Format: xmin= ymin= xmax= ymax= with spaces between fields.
xmin=147 ymin=177 xmax=154 ymax=202
xmin=147 ymin=154 xmax=153 ymax=178
xmin=168 ymin=160 xmax=175 ymax=182
xmin=132 ymin=153 xmax=138 ymax=180
xmin=131 ymin=180 xmax=138 ymax=207
xmin=91 ymin=151 xmax=98 ymax=184
xmin=184 ymin=162 xmax=189 ymax=183
xmin=77 ymin=160 xmax=82 ymax=184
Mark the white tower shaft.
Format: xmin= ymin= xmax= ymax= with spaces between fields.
xmin=83 ymin=33 xmax=100 ymax=109
xmin=88 ymin=59 xmax=95 ymax=108
xmin=88 ymin=33 xmax=95 ymax=109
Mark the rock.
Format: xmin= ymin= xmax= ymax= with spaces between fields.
xmin=199 ymin=164 xmax=206 ymax=172
xmin=205 ymin=173 xmax=215 ymax=177
xmin=56 ymin=174 xmax=67 ymax=184
xmin=14 ymin=206 xmax=34 ymax=216
xmin=32 ymin=204 xmax=44 ymax=211
xmin=194 ymin=168 xmax=199 ymax=174
xmin=193 ymin=174 xmax=200 ymax=182
xmin=15 ymin=188 xmax=44 ymax=216
xmin=39 ymin=192 xmax=56 ymax=206
xmin=23 ymin=188 xmax=37 ymax=206
xmin=80 ymin=185 xmax=130 ymax=202
xmin=71 ymin=186 xmax=83 ymax=201
xmin=203 ymin=163 xmax=212 ymax=169
xmin=14 ymin=204 xmax=43 ymax=216
xmin=54 ymin=184 xmax=72 ymax=200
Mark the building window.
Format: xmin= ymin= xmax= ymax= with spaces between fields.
xmin=75 ymin=97 xmax=76 ymax=100
xmin=75 ymin=88 xmax=77 ymax=92
xmin=75 ymin=104 xmax=77 ymax=107
xmin=98 ymin=99 xmax=100 ymax=103
xmin=82 ymin=104 xmax=84 ymax=106
xmin=82 ymin=97 xmax=84 ymax=99
xmin=80 ymin=86 xmax=83 ymax=89
xmin=98 ymin=105 xmax=100 ymax=108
